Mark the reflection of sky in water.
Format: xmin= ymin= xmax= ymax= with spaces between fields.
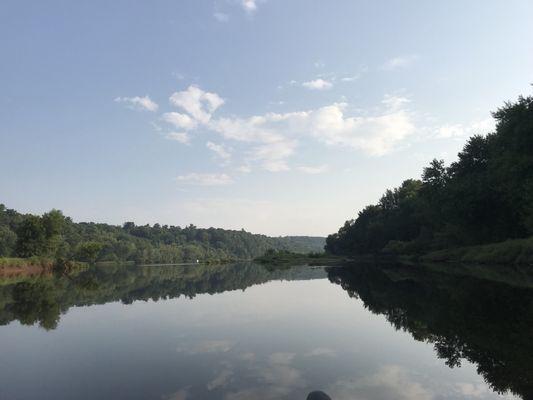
xmin=0 ymin=273 xmax=518 ymax=400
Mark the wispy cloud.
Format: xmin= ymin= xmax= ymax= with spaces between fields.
xmin=162 ymin=112 xmax=198 ymax=130
xmin=210 ymin=94 xmax=414 ymax=157
xmin=302 ymin=78 xmax=333 ymax=90
xmin=297 ymin=164 xmax=329 ymax=174
xmin=436 ymin=118 xmax=494 ymax=139
xmin=175 ymin=173 xmax=233 ymax=186
xmin=170 ymin=85 xmax=224 ymax=124
xmin=206 ymin=141 xmax=231 ymax=162
xmin=381 ymin=55 xmax=418 ymax=71
xmin=156 ymin=85 xmax=417 ymax=173
xmin=213 ymin=12 xmax=229 ymax=22
xmin=241 ymin=0 xmax=258 ymax=13
xmin=165 ymin=132 xmax=191 ymax=145
xmin=114 ymin=95 xmax=158 ymax=112
xmin=341 ymin=75 xmax=360 ymax=82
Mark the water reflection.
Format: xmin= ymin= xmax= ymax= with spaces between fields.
xmin=327 ymin=263 xmax=533 ymax=400
xmin=0 ymin=262 xmax=530 ymax=400
xmin=0 ymin=262 xmax=325 ymax=330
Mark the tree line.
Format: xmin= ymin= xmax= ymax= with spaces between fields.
xmin=326 ymin=94 xmax=533 ymax=256
xmin=0 ymin=206 xmax=324 ymax=264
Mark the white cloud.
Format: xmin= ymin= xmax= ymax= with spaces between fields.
xmin=172 ymin=71 xmax=185 ymax=80
xmin=165 ymin=132 xmax=191 ymax=145
xmin=114 ymin=95 xmax=158 ymax=112
xmin=169 ymin=85 xmax=224 ymax=124
xmin=206 ymin=141 xmax=231 ymax=162
xmin=297 ymin=164 xmax=329 ymax=174
xmin=175 ymin=173 xmax=233 ymax=186
xmin=213 ymin=12 xmax=229 ymax=22
xmin=236 ymin=165 xmax=252 ymax=173
xmin=382 ymin=94 xmax=411 ymax=110
xmin=381 ymin=55 xmax=418 ymax=70
xmin=436 ymin=118 xmax=494 ymax=139
xmin=241 ymin=0 xmax=258 ymax=13
xmin=207 ymin=113 xmax=301 ymax=171
xmin=340 ymin=75 xmax=359 ymax=82
xmin=159 ymin=85 xmax=416 ymax=173
xmin=302 ymin=78 xmax=333 ymax=90
xmin=162 ymin=112 xmax=198 ymax=130
xmin=308 ymin=99 xmax=415 ymax=156
xmin=207 ymin=94 xmax=414 ymax=165
xmin=249 ymin=140 xmax=296 ymax=171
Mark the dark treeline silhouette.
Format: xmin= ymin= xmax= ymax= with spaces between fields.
xmin=0 ymin=262 xmax=326 ymax=330
xmin=326 ymin=94 xmax=533 ymax=257
xmin=327 ymin=263 xmax=533 ymax=400
xmin=0 ymin=205 xmax=324 ymax=264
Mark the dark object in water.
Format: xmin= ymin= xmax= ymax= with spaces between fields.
xmin=307 ymin=391 xmax=332 ymax=400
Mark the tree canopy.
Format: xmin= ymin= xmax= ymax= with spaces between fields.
xmin=0 ymin=206 xmax=324 ymax=263
xmin=326 ymin=94 xmax=533 ymax=256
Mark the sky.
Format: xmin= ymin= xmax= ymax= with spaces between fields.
xmin=1 ymin=0 xmax=532 ymax=236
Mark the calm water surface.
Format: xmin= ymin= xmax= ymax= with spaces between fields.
xmin=0 ymin=262 xmax=531 ymax=400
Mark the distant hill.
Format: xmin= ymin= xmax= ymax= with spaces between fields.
xmin=275 ymin=236 xmax=326 ymax=254
xmin=0 ymin=204 xmax=325 ymax=264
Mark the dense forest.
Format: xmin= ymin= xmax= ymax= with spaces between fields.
xmin=0 ymin=205 xmax=324 ymax=264
xmin=326 ymin=94 xmax=533 ymax=258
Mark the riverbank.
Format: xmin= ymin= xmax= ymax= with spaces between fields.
xmin=254 ymin=251 xmax=347 ymax=266
xmin=0 ymin=257 xmax=86 ymax=278
xmin=420 ymin=236 xmax=533 ymax=265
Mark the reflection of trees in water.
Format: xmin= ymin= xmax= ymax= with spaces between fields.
xmin=327 ymin=264 xmax=533 ymax=400
xmin=0 ymin=263 xmax=325 ymax=330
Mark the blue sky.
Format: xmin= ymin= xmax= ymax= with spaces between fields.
xmin=1 ymin=0 xmax=532 ymax=236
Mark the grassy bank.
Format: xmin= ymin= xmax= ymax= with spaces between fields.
xmin=0 ymin=257 xmax=55 ymax=268
xmin=0 ymin=257 xmax=86 ymax=277
xmin=421 ymin=236 xmax=533 ymax=265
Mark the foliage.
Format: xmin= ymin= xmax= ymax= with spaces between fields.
xmin=326 ymin=94 xmax=533 ymax=258
xmin=0 ymin=205 xmax=325 ymax=264
xmin=422 ymin=236 xmax=533 ymax=265
xmin=254 ymin=249 xmax=343 ymax=266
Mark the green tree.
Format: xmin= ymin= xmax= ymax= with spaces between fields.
xmin=75 ymin=242 xmax=103 ymax=263
xmin=15 ymin=216 xmax=47 ymax=257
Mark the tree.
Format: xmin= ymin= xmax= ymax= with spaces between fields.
xmin=0 ymin=225 xmax=17 ymax=256
xmin=75 ymin=242 xmax=103 ymax=263
xmin=15 ymin=216 xmax=47 ymax=257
